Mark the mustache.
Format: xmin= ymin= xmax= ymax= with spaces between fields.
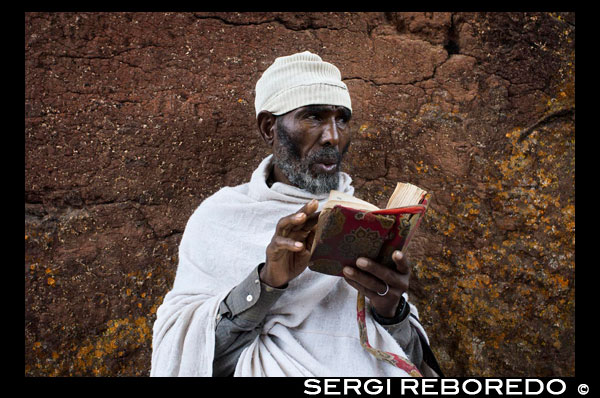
xmin=306 ymin=139 xmax=351 ymax=167
xmin=306 ymin=146 xmax=342 ymax=166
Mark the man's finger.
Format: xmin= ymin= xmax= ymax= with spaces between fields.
xmin=356 ymin=257 xmax=398 ymax=286
xmin=343 ymin=271 xmax=401 ymax=302
xmin=346 ymin=263 xmax=398 ymax=294
xmin=302 ymin=199 xmax=319 ymax=215
xmin=295 ymin=198 xmax=319 ymax=218
xmin=276 ymin=211 xmax=308 ymax=237
xmin=277 ymin=199 xmax=319 ymax=237
xmin=291 ymin=210 xmax=320 ymax=233
xmin=343 ymin=274 xmax=369 ymax=296
xmin=270 ymin=235 xmax=305 ymax=253
xmin=393 ymin=251 xmax=410 ymax=275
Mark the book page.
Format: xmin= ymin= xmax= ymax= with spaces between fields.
xmin=323 ymin=190 xmax=380 ymax=212
xmin=386 ymin=182 xmax=427 ymax=209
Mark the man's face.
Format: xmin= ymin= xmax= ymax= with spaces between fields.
xmin=272 ymin=105 xmax=352 ymax=194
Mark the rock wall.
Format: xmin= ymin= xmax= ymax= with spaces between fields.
xmin=25 ymin=12 xmax=575 ymax=376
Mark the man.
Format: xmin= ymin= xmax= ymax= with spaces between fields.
xmin=151 ymin=51 xmax=439 ymax=377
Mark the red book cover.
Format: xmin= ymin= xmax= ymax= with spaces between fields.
xmin=308 ymin=196 xmax=429 ymax=276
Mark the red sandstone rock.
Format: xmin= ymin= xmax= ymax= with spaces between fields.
xmin=25 ymin=12 xmax=575 ymax=377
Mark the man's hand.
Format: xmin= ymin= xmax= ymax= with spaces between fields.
xmin=342 ymin=250 xmax=411 ymax=318
xmin=260 ymin=199 xmax=320 ymax=288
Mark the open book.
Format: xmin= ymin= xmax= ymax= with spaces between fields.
xmin=308 ymin=182 xmax=430 ymax=276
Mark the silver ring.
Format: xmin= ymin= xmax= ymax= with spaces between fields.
xmin=377 ymin=283 xmax=389 ymax=296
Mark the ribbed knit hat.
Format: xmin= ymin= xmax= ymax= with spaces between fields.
xmin=254 ymin=51 xmax=352 ymax=117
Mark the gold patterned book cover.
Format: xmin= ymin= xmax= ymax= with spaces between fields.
xmin=308 ymin=182 xmax=430 ymax=276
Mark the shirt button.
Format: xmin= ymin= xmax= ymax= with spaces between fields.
xmin=246 ymin=294 xmax=253 ymax=302
xmin=254 ymin=279 xmax=259 ymax=284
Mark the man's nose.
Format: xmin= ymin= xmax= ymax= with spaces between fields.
xmin=319 ymin=117 xmax=340 ymax=147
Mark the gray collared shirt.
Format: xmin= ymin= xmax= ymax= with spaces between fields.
xmin=213 ymin=264 xmax=424 ymax=376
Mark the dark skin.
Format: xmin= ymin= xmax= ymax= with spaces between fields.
xmin=256 ymin=105 xmax=411 ymax=318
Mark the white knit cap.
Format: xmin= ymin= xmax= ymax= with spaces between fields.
xmin=254 ymin=51 xmax=352 ymax=117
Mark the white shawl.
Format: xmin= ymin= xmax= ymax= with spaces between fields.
xmin=150 ymin=155 xmax=427 ymax=377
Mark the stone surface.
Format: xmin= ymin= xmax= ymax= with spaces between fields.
xmin=25 ymin=12 xmax=575 ymax=376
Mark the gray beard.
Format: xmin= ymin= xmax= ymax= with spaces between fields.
xmin=272 ymin=124 xmax=343 ymax=195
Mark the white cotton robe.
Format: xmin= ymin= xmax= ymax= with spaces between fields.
xmin=150 ymin=155 xmax=428 ymax=377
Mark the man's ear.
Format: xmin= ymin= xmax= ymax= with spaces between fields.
xmin=257 ymin=111 xmax=276 ymax=147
